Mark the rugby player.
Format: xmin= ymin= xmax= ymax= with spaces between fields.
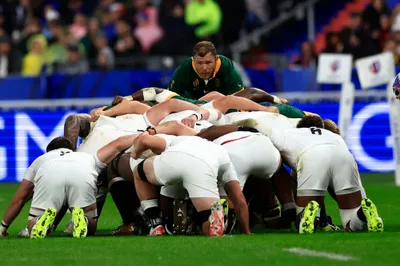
xmin=130 ymin=133 xmax=251 ymax=236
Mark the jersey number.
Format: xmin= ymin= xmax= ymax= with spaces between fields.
xmin=310 ymin=128 xmax=322 ymax=135
xmin=60 ymin=151 xmax=71 ymax=156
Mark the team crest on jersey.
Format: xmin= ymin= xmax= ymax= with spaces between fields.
xmin=369 ymin=61 xmax=381 ymax=75
xmin=193 ymin=79 xmax=199 ymax=87
xmin=215 ymin=78 xmax=220 ymax=88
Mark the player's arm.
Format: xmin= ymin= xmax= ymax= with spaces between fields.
xmin=0 ymin=179 xmax=34 ymax=236
xmin=131 ymin=133 xmax=167 ymax=159
xmin=64 ymin=114 xmax=91 ymax=150
xmin=197 ymin=125 xmax=259 ymax=141
xmin=224 ymin=180 xmax=251 ymax=234
xmin=90 ymin=100 xmax=151 ymax=122
xmin=111 ymin=87 xmax=175 ymax=105
xmin=234 ymin=88 xmax=289 ymax=104
xmin=148 ymin=121 xmax=197 ymax=136
xmin=96 ymin=134 xmax=140 ymax=164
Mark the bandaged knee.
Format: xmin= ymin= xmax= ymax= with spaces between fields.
xmin=340 ymin=207 xmax=366 ymax=231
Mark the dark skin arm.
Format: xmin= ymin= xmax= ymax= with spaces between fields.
xmin=112 ymin=88 xmax=166 ymax=105
xmin=64 ymin=114 xmax=91 ymax=150
xmin=234 ymin=88 xmax=288 ymax=104
xmin=196 ymin=125 xmax=240 ymax=141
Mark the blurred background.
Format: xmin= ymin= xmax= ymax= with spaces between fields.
xmin=0 ymin=0 xmax=398 ymax=182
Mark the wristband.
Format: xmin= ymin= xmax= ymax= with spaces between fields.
xmin=193 ymin=112 xmax=203 ymax=121
xmin=146 ymin=126 xmax=157 ymax=135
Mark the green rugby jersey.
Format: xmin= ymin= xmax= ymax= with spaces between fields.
xmin=169 ymin=55 xmax=243 ymax=99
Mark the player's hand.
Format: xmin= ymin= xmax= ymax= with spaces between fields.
xmin=0 ymin=231 xmax=8 ymax=237
xmin=278 ymin=97 xmax=289 ymax=104
xmin=181 ymin=115 xmax=197 ymax=128
xmin=90 ymin=109 xmax=105 ymax=122
xmin=112 ymin=95 xmax=125 ymax=106
xmin=273 ymin=95 xmax=289 ymax=104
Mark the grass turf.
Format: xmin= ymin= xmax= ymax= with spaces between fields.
xmin=0 ymin=173 xmax=399 ymax=266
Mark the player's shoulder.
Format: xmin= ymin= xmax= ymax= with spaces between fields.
xmin=218 ymin=54 xmax=234 ymax=69
xmin=176 ymin=57 xmax=193 ymax=71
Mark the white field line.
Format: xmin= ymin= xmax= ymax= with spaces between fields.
xmin=283 ymin=247 xmax=360 ymax=262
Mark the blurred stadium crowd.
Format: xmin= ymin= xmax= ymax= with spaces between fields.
xmin=0 ymin=0 xmax=399 ymax=77
xmin=293 ymin=0 xmax=400 ymax=68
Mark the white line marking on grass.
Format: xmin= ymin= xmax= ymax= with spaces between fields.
xmin=283 ymin=247 xmax=359 ymax=261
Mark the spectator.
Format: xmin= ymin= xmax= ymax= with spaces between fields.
xmin=7 ymin=0 xmax=32 ymax=42
xmin=378 ymin=13 xmax=392 ymax=50
xmin=69 ymin=13 xmax=88 ymax=41
xmin=363 ymin=0 xmax=390 ymax=38
xmin=0 ymin=35 xmax=22 ymax=77
xmin=103 ymin=2 xmax=124 ymax=44
xmin=114 ymin=19 xmax=142 ymax=58
xmin=293 ymin=41 xmax=317 ymax=68
xmin=45 ymin=20 xmax=68 ymax=68
xmin=383 ymin=39 xmax=400 ymax=64
xmin=184 ymin=0 xmax=222 ymax=40
xmin=323 ymin=32 xmax=344 ymax=54
xmin=392 ymin=23 xmax=400 ymax=53
xmin=21 ymin=34 xmax=47 ymax=76
xmin=94 ymin=32 xmax=115 ymax=70
xmin=80 ymin=17 xmax=102 ymax=60
xmin=133 ymin=0 xmax=163 ymax=53
xmin=58 ymin=43 xmax=89 ymax=74
xmin=157 ymin=0 xmax=194 ymax=55
xmin=341 ymin=12 xmax=377 ymax=59
xmin=18 ymin=17 xmax=42 ymax=54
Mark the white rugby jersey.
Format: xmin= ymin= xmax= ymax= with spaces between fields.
xmin=24 ymin=148 xmax=106 ymax=183
xmin=156 ymin=134 xmax=238 ymax=185
xmin=225 ymin=111 xmax=294 ymax=131
xmin=159 ymin=110 xmax=213 ymax=132
xmin=267 ymin=127 xmax=347 ymax=168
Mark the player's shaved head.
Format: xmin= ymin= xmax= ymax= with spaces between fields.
xmin=296 ymin=115 xmax=324 ymax=129
xmin=323 ymin=119 xmax=341 ymax=135
xmin=46 ymin=137 xmax=74 ymax=152
xmin=193 ymin=41 xmax=217 ymax=57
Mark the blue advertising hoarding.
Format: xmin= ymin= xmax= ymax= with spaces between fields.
xmin=0 ymin=101 xmax=394 ymax=183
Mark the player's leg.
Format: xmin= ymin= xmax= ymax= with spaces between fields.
xmin=211 ymin=95 xmax=278 ymax=114
xmin=199 ymin=91 xmax=225 ymax=101
xmin=181 ymin=159 xmax=224 ymax=237
xmin=160 ymin=184 xmax=189 ymax=235
xmin=247 ymin=135 xmax=296 ymax=224
xmin=144 ymin=98 xmax=206 ymax=126
xmin=132 ymin=156 xmax=168 ymax=236
xmin=29 ymin=166 xmax=65 ymax=238
xmin=66 ymin=166 xmax=100 ymax=238
xmin=295 ymin=147 xmax=331 ymax=234
xmin=107 ymin=154 xmax=142 ymax=235
xmin=270 ymin=166 xmax=297 ymax=228
xmin=332 ymin=149 xmax=383 ymax=232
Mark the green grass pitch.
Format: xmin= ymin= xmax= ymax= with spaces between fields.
xmin=0 ymin=173 xmax=399 ymax=266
